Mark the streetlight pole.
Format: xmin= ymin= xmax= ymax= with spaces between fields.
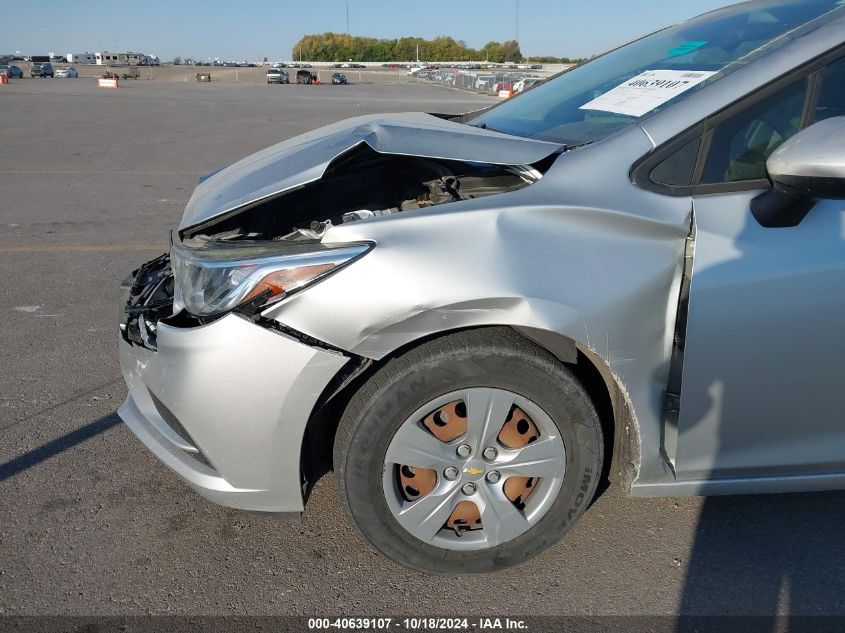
xmin=346 ymin=1 xmax=350 ymax=35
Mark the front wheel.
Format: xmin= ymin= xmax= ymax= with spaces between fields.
xmin=334 ymin=328 xmax=603 ymax=574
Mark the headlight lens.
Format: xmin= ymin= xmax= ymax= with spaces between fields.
xmin=171 ymin=242 xmax=370 ymax=317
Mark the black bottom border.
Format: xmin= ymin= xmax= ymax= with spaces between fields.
xmin=3 ymin=616 xmax=845 ymax=633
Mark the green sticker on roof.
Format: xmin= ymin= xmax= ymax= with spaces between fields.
xmin=667 ymin=40 xmax=709 ymax=56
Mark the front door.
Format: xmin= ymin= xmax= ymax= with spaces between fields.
xmin=674 ymin=57 xmax=845 ymax=481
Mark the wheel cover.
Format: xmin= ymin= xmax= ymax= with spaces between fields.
xmin=382 ymin=388 xmax=566 ymax=551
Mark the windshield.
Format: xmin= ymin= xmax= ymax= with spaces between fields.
xmin=469 ymin=0 xmax=843 ymax=146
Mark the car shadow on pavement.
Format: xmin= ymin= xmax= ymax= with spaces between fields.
xmin=675 ymin=208 xmax=845 ymax=627
xmin=678 ymin=490 xmax=845 ymax=622
xmin=0 ymin=413 xmax=121 ymax=482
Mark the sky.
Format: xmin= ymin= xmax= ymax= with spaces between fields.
xmin=2 ymin=0 xmax=740 ymax=62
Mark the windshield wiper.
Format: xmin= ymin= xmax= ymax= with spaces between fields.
xmin=467 ymin=121 xmax=513 ymax=136
xmin=564 ymin=139 xmax=598 ymax=151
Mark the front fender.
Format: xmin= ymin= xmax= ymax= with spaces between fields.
xmin=263 ymin=131 xmax=691 ymax=488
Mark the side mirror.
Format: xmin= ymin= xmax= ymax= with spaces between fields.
xmin=752 ymin=116 xmax=845 ymax=227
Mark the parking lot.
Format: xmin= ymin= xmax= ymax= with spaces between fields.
xmin=1 ymin=79 xmax=844 ymax=619
xmin=13 ymin=60 xmax=561 ymax=85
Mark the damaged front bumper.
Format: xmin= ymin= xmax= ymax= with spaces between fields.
xmin=117 ymin=256 xmax=350 ymax=513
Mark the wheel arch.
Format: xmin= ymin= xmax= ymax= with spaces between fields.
xmin=299 ymin=324 xmax=640 ymax=504
xmin=514 ymin=326 xmax=641 ymax=494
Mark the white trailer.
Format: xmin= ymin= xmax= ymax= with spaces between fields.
xmin=68 ymin=53 xmax=97 ymax=65
xmin=96 ymin=51 xmax=145 ymax=66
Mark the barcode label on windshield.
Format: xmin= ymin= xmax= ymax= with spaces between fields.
xmin=581 ymin=69 xmax=717 ymax=117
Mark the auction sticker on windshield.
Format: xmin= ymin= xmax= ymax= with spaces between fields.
xmin=580 ymin=69 xmax=717 ymax=117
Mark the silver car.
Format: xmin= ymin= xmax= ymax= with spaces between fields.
xmin=266 ymin=68 xmax=289 ymax=84
xmin=118 ymin=0 xmax=845 ymax=573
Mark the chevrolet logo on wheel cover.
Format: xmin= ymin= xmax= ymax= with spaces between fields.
xmin=463 ymin=467 xmax=484 ymax=475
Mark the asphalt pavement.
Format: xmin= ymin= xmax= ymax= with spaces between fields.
xmin=1 ymin=79 xmax=844 ymax=619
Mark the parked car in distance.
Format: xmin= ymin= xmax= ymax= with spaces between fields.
xmin=331 ymin=72 xmax=348 ymax=85
xmin=118 ymin=0 xmax=845 ymax=574
xmin=296 ymin=69 xmax=317 ymax=84
xmin=513 ymin=77 xmax=545 ymax=93
xmin=266 ymin=68 xmax=290 ymax=84
xmin=30 ymin=63 xmax=53 ymax=77
xmin=56 ymin=67 xmax=79 ymax=78
xmin=474 ymin=74 xmax=496 ymax=91
xmin=0 ymin=65 xmax=24 ymax=78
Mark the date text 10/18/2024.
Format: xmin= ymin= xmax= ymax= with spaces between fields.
xmin=308 ymin=617 xmax=529 ymax=631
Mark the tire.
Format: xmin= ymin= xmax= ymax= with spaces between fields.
xmin=334 ymin=327 xmax=603 ymax=574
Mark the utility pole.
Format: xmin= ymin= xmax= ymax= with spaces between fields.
xmin=516 ymin=0 xmax=520 ymax=46
xmin=346 ymin=0 xmax=350 ymax=35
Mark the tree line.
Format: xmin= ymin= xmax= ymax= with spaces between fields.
xmin=291 ymin=33 xmax=579 ymax=64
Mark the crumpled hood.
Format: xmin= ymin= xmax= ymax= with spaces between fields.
xmin=179 ymin=111 xmax=562 ymax=230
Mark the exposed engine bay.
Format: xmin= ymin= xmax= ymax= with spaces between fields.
xmin=122 ymin=139 xmax=552 ymax=348
xmin=182 ymin=145 xmax=546 ymax=244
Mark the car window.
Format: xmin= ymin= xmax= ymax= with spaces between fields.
xmin=700 ymin=79 xmax=808 ymax=183
xmin=814 ymin=56 xmax=845 ymax=122
xmin=650 ymin=136 xmax=702 ymax=187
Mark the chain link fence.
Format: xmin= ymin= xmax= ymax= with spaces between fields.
xmin=409 ymin=66 xmax=573 ymax=95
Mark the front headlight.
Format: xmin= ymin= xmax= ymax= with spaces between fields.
xmin=171 ymin=242 xmax=371 ymax=317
